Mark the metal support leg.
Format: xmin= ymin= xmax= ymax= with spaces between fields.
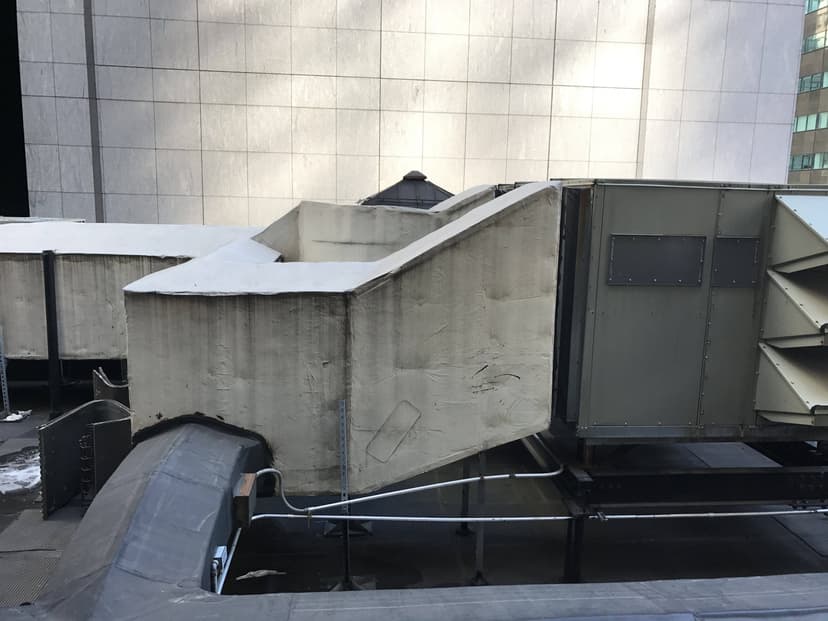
xmin=577 ymin=440 xmax=593 ymax=467
xmin=42 ymin=251 xmax=61 ymax=418
xmin=470 ymin=451 xmax=488 ymax=585
xmin=341 ymin=510 xmax=352 ymax=589
xmin=336 ymin=399 xmax=354 ymax=590
xmin=563 ymin=515 xmax=585 ymax=583
xmin=0 ymin=328 xmax=10 ymax=415
xmin=456 ymin=458 xmax=472 ymax=536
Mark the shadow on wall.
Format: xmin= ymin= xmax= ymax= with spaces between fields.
xmin=2 ymin=0 xmax=27 ymax=217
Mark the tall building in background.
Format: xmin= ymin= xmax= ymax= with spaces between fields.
xmin=17 ymin=0 xmax=803 ymax=226
xmin=790 ymin=0 xmax=828 ymax=183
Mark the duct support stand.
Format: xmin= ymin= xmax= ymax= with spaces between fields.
xmin=470 ymin=451 xmax=488 ymax=586
xmin=328 ymin=400 xmax=374 ymax=591
xmin=456 ymin=458 xmax=473 ymax=536
xmin=0 ymin=326 xmax=10 ymax=416
xmin=563 ymin=502 xmax=586 ymax=584
xmin=42 ymin=250 xmax=61 ymax=419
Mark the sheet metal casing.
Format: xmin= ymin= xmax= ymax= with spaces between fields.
xmin=557 ymin=181 xmax=828 ymax=443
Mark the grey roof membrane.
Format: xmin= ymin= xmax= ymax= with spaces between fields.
xmin=1 ymin=423 xmax=828 ymax=620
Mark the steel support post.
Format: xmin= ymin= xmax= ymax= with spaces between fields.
xmin=457 ymin=458 xmax=472 ymax=536
xmin=338 ymin=399 xmax=353 ymax=590
xmin=470 ymin=451 xmax=488 ymax=585
xmin=42 ymin=251 xmax=61 ymax=418
xmin=563 ymin=515 xmax=585 ymax=583
xmin=0 ymin=327 xmax=10 ymax=415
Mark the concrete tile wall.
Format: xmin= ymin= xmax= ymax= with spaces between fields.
xmin=17 ymin=0 xmax=802 ymax=225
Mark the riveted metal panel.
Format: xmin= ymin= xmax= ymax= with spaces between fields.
xmin=699 ymin=189 xmax=770 ymax=429
xmin=607 ymin=235 xmax=706 ymax=286
xmin=711 ymin=237 xmax=760 ymax=287
xmin=580 ymin=184 xmax=718 ymax=429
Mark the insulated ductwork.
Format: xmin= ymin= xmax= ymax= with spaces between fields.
xmin=125 ymin=183 xmax=560 ymax=494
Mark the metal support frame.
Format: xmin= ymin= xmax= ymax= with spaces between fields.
xmin=456 ymin=458 xmax=472 ymax=536
xmin=748 ymin=442 xmax=828 ymax=467
xmin=563 ymin=511 xmax=586 ymax=584
xmin=560 ymin=465 xmax=828 ymax=507
xmin=470 ymin=452 xmax=488 ymax=586
xmin=0 ymin=327 xmax=10 ymax=415
xmin=42 ymin=250 xmax=61 ymax=418
xmin=337 ymin=399 xmax=354 ymax=591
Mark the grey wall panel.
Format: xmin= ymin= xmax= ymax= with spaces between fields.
xmin=699 ymin=190 xmax=769 ymax=428
xmin=580 ymin=185 xmax=718 ymax=429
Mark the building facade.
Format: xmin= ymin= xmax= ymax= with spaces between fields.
xmin=18 ymin=0 xmax=803 ymax=226
xmin=790 ymin=0 xmax=828 ymax=182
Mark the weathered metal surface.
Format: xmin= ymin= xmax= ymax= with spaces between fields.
xmin=607 ymin=235 xmax=706 ymax=286
xmin=39 ymin=400 xmax=131 ymax=517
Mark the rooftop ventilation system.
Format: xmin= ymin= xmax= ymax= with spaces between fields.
xmin=360 ymin=170 xmax=453 ymax=209
xmin=755 ymin=195 xmax=828 ymax=426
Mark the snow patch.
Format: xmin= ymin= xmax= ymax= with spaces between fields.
xmin=0 ymin=451 xmax=41 ymax=494
xmin=1 ymin=410 xmax=32 ymax=422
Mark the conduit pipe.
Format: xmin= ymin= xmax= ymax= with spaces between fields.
xmin=255 ymin=434 xmax=565 ymax=517
xmin=251 ymin=507 xmax=828 ymax=526
xmin=252 ymin=434 xmax=828 ymax=525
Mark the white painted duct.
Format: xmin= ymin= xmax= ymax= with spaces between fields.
xmin=125 ymin=182 xmax=561 ymax=494
xmin=0 ymin=222 xmax=260 ymax=359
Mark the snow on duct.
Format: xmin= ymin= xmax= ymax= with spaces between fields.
xmin=125 ymin=182 xmax=559 ymax=494
xmin=0 ymin=222 xmax=260 ymax=359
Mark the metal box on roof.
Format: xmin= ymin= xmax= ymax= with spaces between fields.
xmin=554 ymin=181 xmax=828 ymax=443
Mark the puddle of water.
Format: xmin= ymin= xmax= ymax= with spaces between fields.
xmin=0 ymin=451 xmax=41 ymax=495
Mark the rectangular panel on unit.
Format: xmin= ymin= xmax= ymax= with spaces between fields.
xmin=712 ymin=237 xmax=760 ymax=287
xmin=607 ymin=234 xmax=706 ymax=286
